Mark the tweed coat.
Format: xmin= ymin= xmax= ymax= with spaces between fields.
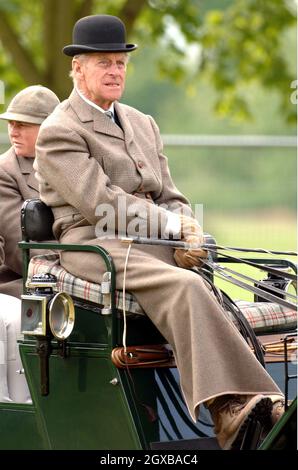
xmin=35 ymin=89 xmax=281 ymax=420
xmin=0 ymin=149 xmax=39 ymax=297
xmin=0 ymin=235 xmax=4 ymax=266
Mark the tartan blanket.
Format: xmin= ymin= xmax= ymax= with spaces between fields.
xmin=27 ymin=254 xmax=296 ymax=333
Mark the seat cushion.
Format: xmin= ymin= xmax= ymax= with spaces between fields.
xmin=27 ymin=255 xmax=296 ymax=332
xmin=27 ymin=254 xmax=145 ymax=316
xmin=230 ymin=300 xmax=297 ymax=334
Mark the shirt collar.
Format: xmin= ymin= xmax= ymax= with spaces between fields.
xmin=75 ymin=87 xmax=114 ymax=115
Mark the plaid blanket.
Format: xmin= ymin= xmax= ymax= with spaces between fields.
xmin=28 ymin=254 xmax=296 ymax=333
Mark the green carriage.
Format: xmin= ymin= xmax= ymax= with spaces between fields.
xmin=0 ymin=199 xmax=296 ymax=450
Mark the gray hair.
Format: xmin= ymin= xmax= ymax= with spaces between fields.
xmin=69 ymin=54 xmax=89 ymax=83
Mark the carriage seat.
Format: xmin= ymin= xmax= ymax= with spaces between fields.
xmin=27 ymin=253 xmax=297 ymax=334
xmin=22 ymin=199 xmax=297 ymax=335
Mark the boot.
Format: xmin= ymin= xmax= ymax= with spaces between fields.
xmin=208 ymin=394 xmax=274 ymax=450
xmin=270 ymin=395 xmax=285 ymax=424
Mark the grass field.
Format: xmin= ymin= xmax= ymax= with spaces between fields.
xmin=203 ymin=210 xmax=297 ymax=301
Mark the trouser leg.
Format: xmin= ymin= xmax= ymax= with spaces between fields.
xmin=0 ymin=294 xmax=31 ymax=403
xmin=0 ymin=313 xmax=10 ymax=402
xmin=61 ymin=242 xmax=282 ymax=421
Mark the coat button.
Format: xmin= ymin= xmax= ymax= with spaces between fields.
xmin=137 ymin=161 xmax=144 ymax=169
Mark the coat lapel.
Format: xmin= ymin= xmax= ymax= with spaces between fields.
xmin=92 ymin=107 xmax=124 ymax=140
xmin=69 ymin=89 xmax=124 ymax=140
xmin=17 ymin=154 xmax=39 ymax=192
xmin=27 ymin=169 xmax=39 ymax=192
xmin=114 ymin=101 xmax=134 ymax=145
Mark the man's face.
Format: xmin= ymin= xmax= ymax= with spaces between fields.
xmin=74 ymin=52 xmax=128 ymax=109
xmin=8 ymin=121 xmax=40 ymax=157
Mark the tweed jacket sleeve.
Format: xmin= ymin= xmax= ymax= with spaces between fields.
xmin=146 ymin=115 xmax=192 ymax=213
xmin=0 ymin=235 xmax=4 ymax=266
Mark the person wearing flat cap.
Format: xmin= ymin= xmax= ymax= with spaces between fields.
xmin=0 ymin=85 xmax=60 ymax=298
xmin=0 ymin=85 xmax=59 ymax=404
xmin=34 ymin=15 xmax=284 ymax=449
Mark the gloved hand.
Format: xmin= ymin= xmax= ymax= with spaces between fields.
xmin=174 ymin=215 xmax=208 ymax=268
xmin=180 ymin=214 xmax=203 ymax=239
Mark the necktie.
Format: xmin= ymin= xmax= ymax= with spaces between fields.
xmin=104 ymin=110 xmax=114 ymax=122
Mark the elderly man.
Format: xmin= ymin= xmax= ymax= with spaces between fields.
xmin=0 ymin=85 xmax=59 ymax=403
xmin=0 ymin=85 xmax=60 ymax=298
xmin=34 ymin=15 xmax=284 ymax=449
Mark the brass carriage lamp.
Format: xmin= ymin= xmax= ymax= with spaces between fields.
xmin=21 ymin=273 xmax=75 ymax=395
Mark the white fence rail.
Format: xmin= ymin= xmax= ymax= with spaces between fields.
xmin=162 ymin=135 xmax=296 ymax=148
xmin=0 ymin=133 xmax=296 ymax=148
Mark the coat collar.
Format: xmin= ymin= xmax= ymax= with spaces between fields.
xmin=68 ymin=88 xmax=134 ymax=142
xmin=68 ymin=88 xmax=93 ymax=123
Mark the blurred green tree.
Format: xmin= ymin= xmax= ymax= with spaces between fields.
xmin=0 ymin=0 xmax=296 ymax=121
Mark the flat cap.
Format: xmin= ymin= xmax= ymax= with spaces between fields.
xmin=0 ymin=85 xmax=60 ymax=124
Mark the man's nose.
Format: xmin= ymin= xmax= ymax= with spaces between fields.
xmin=107 ymin=62 xmax=122 ymax=72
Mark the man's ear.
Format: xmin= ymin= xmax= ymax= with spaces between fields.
xmin=72 ymin=58 xmax=84 ymax=78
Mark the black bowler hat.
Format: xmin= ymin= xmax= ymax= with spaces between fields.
xmin=63 ymin=14 xmax=138 ymax=56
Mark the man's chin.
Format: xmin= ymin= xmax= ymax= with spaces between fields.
xmin=14 ymin=147 xmax=32 ymax=157
xmin=104 ymin=89 xmax=123 ymax=101
xmin=13 ymin=147 xmax=23 ymax=156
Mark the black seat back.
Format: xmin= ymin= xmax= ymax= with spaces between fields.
xmin=21 ymin=198 xmax=55 ymax=241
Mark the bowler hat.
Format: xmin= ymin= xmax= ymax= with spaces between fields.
xmin=63 ymin=14 xmax=137 ymax=56
xmin=0 ymin=85 xmax=60 ymax=125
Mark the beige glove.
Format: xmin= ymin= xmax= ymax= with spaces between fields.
xmin=174 ymin=215 xmax=208 ymax=268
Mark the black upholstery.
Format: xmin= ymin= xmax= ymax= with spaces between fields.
xmin=21 ymin=198 xmax=55 ymax=241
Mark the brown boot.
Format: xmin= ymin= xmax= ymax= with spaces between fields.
xmin=270 ymin=395 xmax=285 ymax=424
xmin=208 ymin=394 xmax=273 ymax=450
